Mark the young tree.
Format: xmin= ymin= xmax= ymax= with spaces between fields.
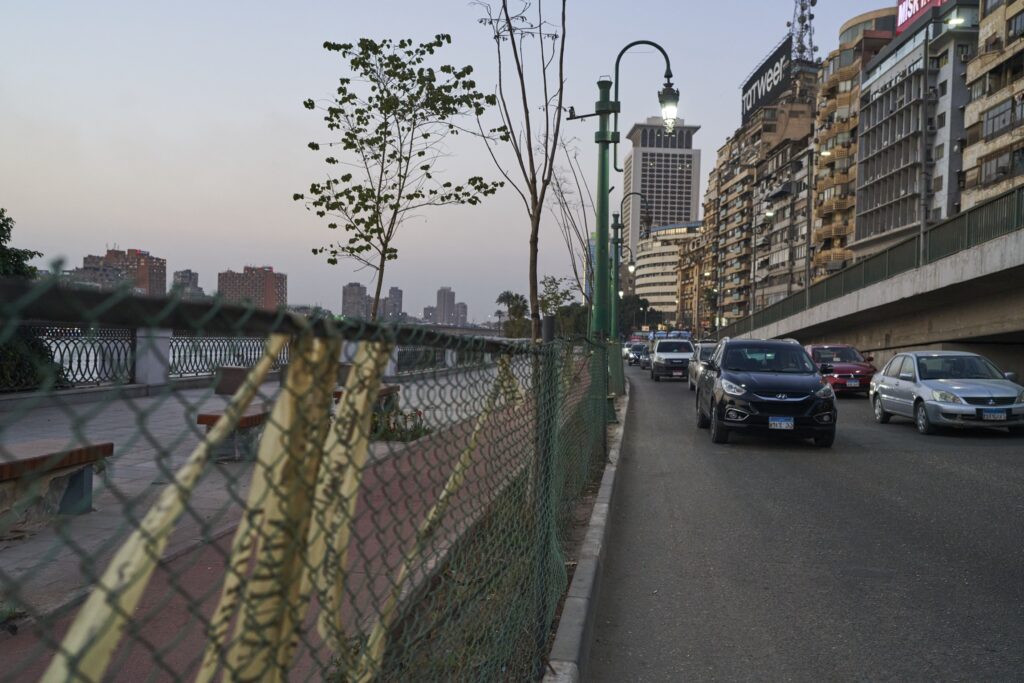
xmin=297 ymin=35 xmax=502 ymax=319
xmin=476 ymin=0 xmax=568 ymax=340
xmin=548 ymin=143 xmax=593 ymax=304
xmin=0 ymin=208 xmax=41 ymax=278
xmin=538 ymin=275 xmax=573 ymax=317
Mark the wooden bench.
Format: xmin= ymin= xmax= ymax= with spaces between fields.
xmin=0 ymin=441 xmax=112 ymax=523
xmin=196 ymin=403 xmax=270 ymax=461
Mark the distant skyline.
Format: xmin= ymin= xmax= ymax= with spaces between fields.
xmin=2 ymin=0 xmax=890 ymax=320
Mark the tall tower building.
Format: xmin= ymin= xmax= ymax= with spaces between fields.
xmin=341 ymin=282 xmax=368 ymax=318
xmin=622 ymin=117 xmax=702 ymax=255
xmin=436 ymin=286 xmax=456 ymax=325
xmin=383 ymin=286 xmax=404 ymax=321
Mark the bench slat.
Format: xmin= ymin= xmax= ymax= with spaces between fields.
xmin=0 ymin=442 xmax=113 ymax=483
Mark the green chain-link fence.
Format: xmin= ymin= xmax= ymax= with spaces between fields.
xmin=0 ymin=277 xmax=607 ymax=682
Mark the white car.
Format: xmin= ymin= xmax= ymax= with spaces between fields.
xmin=621 ymin=343 xmax=632 ymax=359
xmin=650 ymin=339 xmax=694 ymax=382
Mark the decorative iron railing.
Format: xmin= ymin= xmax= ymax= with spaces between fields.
xmin=168 ymin=334 xmax=289 ymax=378
xmin=394 ymin=346 xmax=447 ymax=374
xmin=0 ymin=324 xmax=135 ymax=391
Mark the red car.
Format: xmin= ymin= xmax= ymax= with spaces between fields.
xmin=805 ymin=344 xmax=877 ymax=395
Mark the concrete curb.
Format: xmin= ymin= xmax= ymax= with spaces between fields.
xmin=544 ymin=379 xmax=630 ymax=683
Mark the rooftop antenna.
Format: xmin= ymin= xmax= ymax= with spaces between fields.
xmin=787 ymin=0 xmax=819 ymax=64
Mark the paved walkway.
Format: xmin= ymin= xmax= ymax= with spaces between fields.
xmin=0 ymin=365 xmax=516 ymax=679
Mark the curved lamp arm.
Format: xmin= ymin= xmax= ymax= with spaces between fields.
xmin=620 ymin=191 xmax=652 ymax=240
xmin=613 ymin=41 xmax=675 ymax=173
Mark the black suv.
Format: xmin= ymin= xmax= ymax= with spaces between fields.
xmin=695 ymin=338 xmax=837 ymax=447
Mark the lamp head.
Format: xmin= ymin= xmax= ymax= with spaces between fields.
xmin=627 ymin=261 xmax=636 ymax=274
xmin=658 ymin=80 xmax=680 ymax=133
xmin=618 ymin=290 xmax=624 ymax=300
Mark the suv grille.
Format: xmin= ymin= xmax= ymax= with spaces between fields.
xmin=963 ymin=396 xmax=1016 ymax=406
xmin=749 ymin=400 xmax=812 ymax=416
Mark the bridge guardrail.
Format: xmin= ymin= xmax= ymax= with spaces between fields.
xmin=718 ymin=185 xmax=1024 ymax=339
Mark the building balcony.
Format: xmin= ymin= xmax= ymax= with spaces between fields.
xmin=813 ymin=247 xmax=854 ymax=267
xmin=837 ymin=62 xmax=859 ymax=82
xmin=818 ymin=99 xmax=838 ymax=120
xmin=813 ymin=221 xmax=853 ymax=243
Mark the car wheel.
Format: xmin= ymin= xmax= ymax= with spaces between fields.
xmin=688 ymin=379 xmax=695 ymax=391
xmin=915 ymin=401 xmax=936 ymax=435
xmin=813 ymin=428 xmax=836 ymax=448
xmin=652 ymin=370 xmax=660 ymax=382
xmin=873 ymin=395 xmax=891 ymax=424
xmin=696 ymin=391 xmax=710 ymax=429
xmin=709 ymin=402 xmax=729 ymax=444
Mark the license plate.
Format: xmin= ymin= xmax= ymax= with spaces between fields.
xmin=982 ymin=409 xmax=1007 ymax=421
xmin=768 ymin=416 xmax=794 ymax=430
xmin=673 ymin=371 xmax=683 ymax=376
xmin=846 ymin=380 xmax=860 ymax=388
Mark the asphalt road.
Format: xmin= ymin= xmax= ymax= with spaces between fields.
xmin=588 ymin=364 xmax=1024 ymax=682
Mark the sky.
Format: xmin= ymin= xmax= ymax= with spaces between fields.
xmin=1 ymin=0 xmax=890 ymax=322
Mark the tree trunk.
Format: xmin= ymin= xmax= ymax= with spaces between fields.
xmin=370 ymin=252 xmax=387 ymax=321
xmin=529 ymin=210 xmax=541 ymax=341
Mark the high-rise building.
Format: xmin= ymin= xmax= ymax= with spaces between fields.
xmin=436 ymin=286 xmax=456 ymax=325
xmin=455 ymin=302 xmax=468 ymax=326
xmin=422 ymin=305 xmax=436 ymax=323
xmin=382 ymin=286 xmax=404 ymax=321
xmin=217 ymin=266 xmax=287 ymax=311
xmin=853 ymin=0 xmax=978 ymax=259
xmin=622 ymin=117 xmax=702 ymax=255
xmin=677 ymin=228 xmax=716 ymax=335
xmin=812 ymin=8 xmax=897 ymax=278
xmin=341 ymin=282 xmax=368 ymax=318
xmin=634 ymin=222 xmax=700 ymax=324
xmin=67 ymin=248 xmax=166 ymax=295
xmin=701 ymin=34 xmax=819 ymax=324
xmin=171 ymin=269 xmax=209 ymax=301
xmin=962 ymin=0 xmax=1023 ymax=208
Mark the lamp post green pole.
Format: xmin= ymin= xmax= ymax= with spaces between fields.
xmin=610 ymin=214 xmax=623 ymax=340
xmin=591 ymin=77 xmax=617 ymax=343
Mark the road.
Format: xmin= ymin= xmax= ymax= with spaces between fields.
xmin=588 ymin=364 xmax=1024 ymax=681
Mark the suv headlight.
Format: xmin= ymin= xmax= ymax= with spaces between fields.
xmin=1017 ymin=390 xmax=1024 ymax=404
xmin=815 ymin=383 xmax=835 ymax=399
xmin=932 ymin=390 xmax=962 ymax=404
xmin=721 ymin=379 xmax=746 ymax=396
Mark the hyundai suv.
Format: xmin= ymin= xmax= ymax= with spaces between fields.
xmin=650 ymin=339 xmax=694 ymax=381
xmin=695 ymin=338 xmax=837 ymax=447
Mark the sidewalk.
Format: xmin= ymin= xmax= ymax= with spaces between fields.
xmin=0 ymin=365 xmax=528 ymax=679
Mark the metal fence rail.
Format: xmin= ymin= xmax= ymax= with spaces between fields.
xmin=169 ymin=333 xmax=290 ymax=378
xmin=0 ymin=278 xmax=607 ymax=682
xmin=0 ymin=324 xmax=135 ymax=391
xmin=718 ymin=185 xmax=1024 ymax=339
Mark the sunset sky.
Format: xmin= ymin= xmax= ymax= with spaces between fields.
xmin=2 ymin=0 xmax=889 ymax=320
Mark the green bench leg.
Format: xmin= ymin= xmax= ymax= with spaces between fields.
xmin=58 ymin=467 xmax=93 ymax=515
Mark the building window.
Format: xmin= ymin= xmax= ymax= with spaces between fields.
xmin=985 ymin=0 xmax=1004 ymax=16
xmin=937 ymin=112 xmax=946 ymax=129
xmin=935 ymin=143 xmax=945 ymax=159
xmin=983 ymin=99 xmax=1013 ymax=138
xmin=939 ymin=80 xmax=948 ymax=96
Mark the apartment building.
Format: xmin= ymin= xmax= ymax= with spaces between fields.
xmin=813 ymin=8 xmax=898 ymax=277
xmin=853 ymin=0 xmax=979 ymax=258
xmin=634 ymin=222 xmax=700 ymax=324
xmin=962 ymin=0 xmax=1024 ymax=206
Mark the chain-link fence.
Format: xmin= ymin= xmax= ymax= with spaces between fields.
xmin=0 ymin=277 xmax=607 ymax=682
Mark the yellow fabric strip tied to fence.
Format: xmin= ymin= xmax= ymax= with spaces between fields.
xmin=41 ymin=333 xmax=289 ymax=683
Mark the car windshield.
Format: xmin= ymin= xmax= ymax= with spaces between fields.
xmin=812 ymin=346 xmax=864 ymax=363
xmin=916 ymin=355 xmax=1005 ymax=380
xmin=657 ymin=341 xmax=693 ymax=353
xmin=699 ymin=346 xmax=715 ymax=360
xmin=631 ymin=344 xmax=647 ymax=352
xmin=723 ymin=345 xmax=816 ymax=374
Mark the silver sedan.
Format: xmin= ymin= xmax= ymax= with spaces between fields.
xmin=869 ymin=351 xmax=1024 ymax=434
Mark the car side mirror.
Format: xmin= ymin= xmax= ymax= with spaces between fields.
xmin=819 ymin=363 xmax=834 ymax=375
xmin=899 ymin=372 xmax=914 ymax=382
xmin=1005 ymin=371 xmax=1018 ymax=383
xmin=865 ymin=355 xmax=874 ymax=362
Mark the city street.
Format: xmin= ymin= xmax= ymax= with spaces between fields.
xmin=589 ymin=364 xmax=1024 ymax=681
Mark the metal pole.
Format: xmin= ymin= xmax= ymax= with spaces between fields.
xmin=805 ymin=146 xmax=813 ymax=309
xmin=610 ymin=214 xmax=622 ymax=340
xmin=593 ymin=77 xmax=617 ymax=343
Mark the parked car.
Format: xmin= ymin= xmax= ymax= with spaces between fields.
xmin=621 ymin=343 xmax=632 ymax=359
xmin=650 ymin=339 xmax=694 ymax=381
xmin=639 ymin=347 xmax=652 ymax=370
xmin=688 ymin=341 xmax=717 ymax=391
xmin=806 ymin=344 xmax=876 ymax=395
xmin=869 ymin=351 xmax=1024 ymax=434
xmin=695 ymin=338 xmax=837 ymax=447
xmin=627 ymin=343 xmax=648 ymax=366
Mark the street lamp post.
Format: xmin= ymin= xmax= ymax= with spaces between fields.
xmin=610 ymin=193 xmax=648 ymax=339
xmin=569 ymin=42 xmax=677 ymax=344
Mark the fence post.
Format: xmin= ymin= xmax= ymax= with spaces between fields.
xmin=134 ymin=328 xmax=171 ymax=386
xmin=533 ymin=330 xmax=558 ymax=678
